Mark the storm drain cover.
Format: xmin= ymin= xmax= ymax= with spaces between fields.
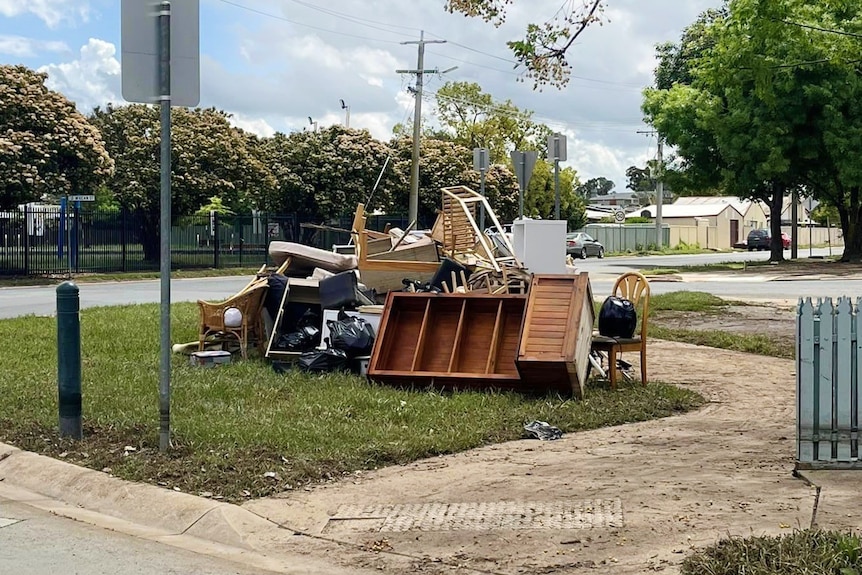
xmin=0 ymin=518 xmax=21 ymax=528
xmin=327 ymin=499 xmax=623 ymax=532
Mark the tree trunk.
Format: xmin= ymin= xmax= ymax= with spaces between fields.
xmin=769 ymin=186 xmax=785 ymax=263
xmin=135 ymin=209 xmax=161 ymax=263
xmin=839 ymin=187 xmax=862 ymax=262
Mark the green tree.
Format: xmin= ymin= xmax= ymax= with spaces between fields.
xmin=434 ymin=81 xmax=551 ymax=163
xmin=524 ymin=160 xmax=585 ymax=230
xmin=0 ymin=65 xmax=113 ymax=209
xmin=444 ymin=1 xmax=606 ymax=88
xmin=259 ymin=126 xmax=398 ymax=229
xmin=642 ymin=2 xmax=810 ymax=261
xmin=91 ymin=104 xmax=275 ymax=261
xmin=576 ymin=177 xmax=614 ymax=198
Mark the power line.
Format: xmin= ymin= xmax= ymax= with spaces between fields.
xmin=215 ymin=0 xmax=404 ymax=44
xmin=779 ymin=18 xmax=862 ymax=39
xmin=217 ymin=0 xmax=643 ymax=91
xmin=283 ymin=0 xmax=421 ymax=36
xmin=423 ymin=89 xmax=644 ymax=132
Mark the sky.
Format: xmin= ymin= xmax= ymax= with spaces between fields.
xmin=0 ymin=0 xmax=720 ymax=193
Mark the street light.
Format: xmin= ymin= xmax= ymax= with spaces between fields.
xmin=340 ymin=99 xmax=350 ymax=128
xmin=307 ymin=116 xmax=318 ymax=133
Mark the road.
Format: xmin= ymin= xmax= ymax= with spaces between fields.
xmin=0 ymin=497 xmax=274 ymax=575
xmin=574 ymin=246 xmax=839 ymax=276
xmin=0 ymin=249 xmax=858 ymax=319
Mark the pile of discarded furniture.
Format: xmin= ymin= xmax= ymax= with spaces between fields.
xmin=188 ymin=186 xmax=632 ymax=397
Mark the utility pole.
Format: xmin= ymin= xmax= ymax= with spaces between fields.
xmin=638 ymin=129 xmax=663 ymax=248
xmin=397 ymin=31 xmax=445 ymax=226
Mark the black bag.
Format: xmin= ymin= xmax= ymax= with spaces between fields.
xmin=327 ymin=310 xmax=375 ymax=357
xmin=598 ymin=296 xmax=637 ymax=338
xmin=275 ymin=309 xmax=321 ymax=351
xmin=298 ymin=341 xmax=348 ymax=372
xmin=276 ymin=325 xmax=320 ymax=351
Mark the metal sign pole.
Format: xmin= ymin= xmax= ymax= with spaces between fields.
xmin=554 ymin=159 xmax=560 ymax=220
xmin=158 ymin=1 xmax=172 ymax=452
xmin=519 ymin=155 xmax=525 ymax=218
xmin=479 ymin=168 xmax=486 ymax=231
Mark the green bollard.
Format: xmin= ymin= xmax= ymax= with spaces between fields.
xmin=57 ymin=281 xmax=82 ymax=439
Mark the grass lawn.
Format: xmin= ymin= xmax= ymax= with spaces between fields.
xmin=0 ymin=302 xmax=704 ymax=502
xmin=682 ymin=530 xmax=862 ymax=575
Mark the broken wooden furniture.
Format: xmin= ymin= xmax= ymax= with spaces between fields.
xmin=438 ymin=186 xmax=520 ymax=273
xmin=198 ymin=282 xmax=269 ymax=359
xmin=265 ymin=277 xmax=322 ymax=363
xmin=352 ymin=203 xmax=441 ymax=293
xmin=516 ymin=273 xmax=595 ymax=399
xmin=268 ymin=241 xmax=358 ymax=276
xmin=590 ymin=272 xmax=650 ymax=389
xmin=368 ymin=292 xmax=527 ymax=391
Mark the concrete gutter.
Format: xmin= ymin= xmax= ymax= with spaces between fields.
xmin=0 ymin=442 xmax=392 ymax=575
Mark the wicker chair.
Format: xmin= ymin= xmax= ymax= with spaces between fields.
xmin=197 ymin=283 xmax=269 ymax=359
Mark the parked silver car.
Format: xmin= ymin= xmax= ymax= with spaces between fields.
xmin=566 ymin=232 xmax=605 ymax=259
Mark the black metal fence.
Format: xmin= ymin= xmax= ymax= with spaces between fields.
xmin=0 ymin=207 xmax=299 ymax=276
xmin=0 ymin=207 xmax=414 ymax=277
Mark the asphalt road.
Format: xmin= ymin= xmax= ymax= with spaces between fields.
xmin=0 ymin=497 xmax=273 ymax=575
xmin=0 ymin=249 xmax=858 ymax=319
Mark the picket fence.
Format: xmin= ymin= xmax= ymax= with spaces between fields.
xmin=796 ymin=297 xmax=862 ymax=469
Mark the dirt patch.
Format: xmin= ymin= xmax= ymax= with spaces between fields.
xmin=245 ymin=340 xmax=845 ymax=575
xmin=653 ymin=303 xmax=796 ymax=339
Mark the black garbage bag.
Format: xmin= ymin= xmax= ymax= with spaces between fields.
xmin=275 ymin=309 xmax=321 ymax=351
xmin=298 ymin=341 xmax=348 ymax=372
xmin=598 ymin=296 xmax=637 ymax=338
xmin=276 ymin=325 xmax=321 ymax=351
xmin=327 ymin=310 xmax=375 ymax=357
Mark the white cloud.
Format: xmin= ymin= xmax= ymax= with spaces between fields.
xmin=38 ymin=38 xmax=120 ymax=113
xmin=228 ymin=113 xmax=276 ymax=138
xmin=0 ymin=34 xmax=68 ymax=57
xmin=0 ymin=0 xmax=90 ymax=29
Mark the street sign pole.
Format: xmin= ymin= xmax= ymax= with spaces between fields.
xmin=158 ymin=1 xmax=172 ymax=452
xmin=554 ymin=159 xmax=560 ymax=220
xmin=518 ymin=154 xmax=525 ymax=218
xmin=510 ymin=150 xmax=537 ymax=219
xmin=546 ymin=134 xmax=567 ymax=221
xmin=121 ymin=0 xmax=198 ymax=453
xmin=473 ymin=148 xmax=489 ymax=231
xmin=479 ymin=168 xmax=487 ymax=231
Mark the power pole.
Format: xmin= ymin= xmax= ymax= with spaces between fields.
xmin=396 ymin=31 xmax=445 ymax=226
xmin=638 ymin=129 xmax=664 ymax=248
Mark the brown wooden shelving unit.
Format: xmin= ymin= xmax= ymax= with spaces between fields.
xmin=368 ymin=292 xmax=527 ymax=391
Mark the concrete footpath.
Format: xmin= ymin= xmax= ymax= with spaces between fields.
xmin=2 ymin=340 xmax=861 ymax=574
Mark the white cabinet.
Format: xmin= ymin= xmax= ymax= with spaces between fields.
xmin=511 ymin=219 xmax=567 ymax=275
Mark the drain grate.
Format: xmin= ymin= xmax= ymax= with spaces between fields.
xmin=328 ymin=499 xmax=623 ymax=532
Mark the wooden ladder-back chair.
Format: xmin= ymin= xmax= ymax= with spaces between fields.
xmin=198 ymin=283 xmax=269 ymax=359
xmin=591 ymin=272 xmax=650 ymax=388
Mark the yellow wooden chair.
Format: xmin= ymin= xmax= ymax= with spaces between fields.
xmin=198 ymin=283 xmax=269 ymax=359
xmin=590 ymin=272 xmax=650 ymax=388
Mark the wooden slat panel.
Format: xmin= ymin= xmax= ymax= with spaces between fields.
xmin=418 ymin=300 xmax=460 ymax=373
xmin=856 ymin=298 xmax=862 ymax=460
xmin=836 ymin=298 xmax=853 ymax=461
xmin=818 ymin=298 xmax=834 ymax=462
xmin=797 ymin=298 xmax=816 ymax=464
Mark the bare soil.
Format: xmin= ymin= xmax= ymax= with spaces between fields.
xmin=241 ymin=304 xmax=861 ymax=575
xmin=654 ymin=302 xmax=796 ymax=338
